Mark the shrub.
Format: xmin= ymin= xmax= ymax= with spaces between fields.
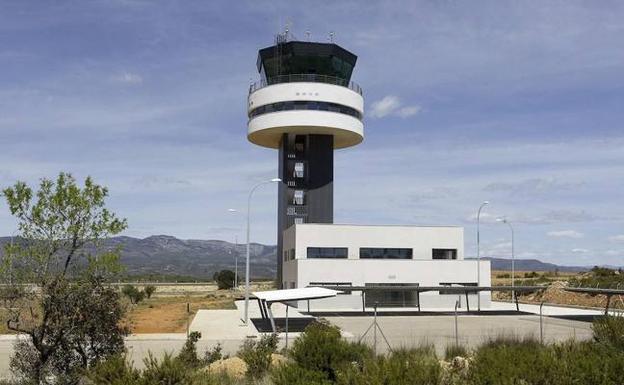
xmin=496 ymin=273 xmax=510 ymax=279
xmin=86 ymin=354 xmax=141 ymax=385
xmin=204 ymin=343 xmax=226 ymax=365
xmin=144 ymin=285 xmax=157 ymax=299
xmin=272 ymin=363 xmax=333 ymax=385
xmin=141 ymin=352 xmax=192 ymax=385
xmin=469 ymin=336 xmax=562 ymax=384
xmin=237 ymin=333 xmax=278 ymax=378
xmin=552 ymin=340 xmax=624 ymax=384
xmin=213 ymin=270 xmax=236 ymax=290
xmin=444 ymin=344 xmax=468 ymax=360
xmin=122 ymin=285 xmax=145 ymax=304
xmin=289 ymin=320 xmax=372 ymax=381
xmin=592 ymin=315 xmax=624 ymax=351
xmin=337 ymin=348 xmax=441 ymax=385
xmin=177 ymin=331 xmax=202 ymax=368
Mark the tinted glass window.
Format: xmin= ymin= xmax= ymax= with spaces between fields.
xmin=249 ymin=101 xmax=362 ymax=121
xmin=359 ymin=248 xmax=412 ymax=259
xmin=432 ymin=249 xmax=457 ymax=260
xmin=307 ymin=247 xmax=348 ymax=259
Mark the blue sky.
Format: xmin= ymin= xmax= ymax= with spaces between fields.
xmin=1 ymin=0 xmax=623 ymax=266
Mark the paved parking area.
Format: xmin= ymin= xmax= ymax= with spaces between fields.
xmin=0 ymin=301 xmax=606 ymax=379
xmin=326 ymin=312 xmax=593 ymax=355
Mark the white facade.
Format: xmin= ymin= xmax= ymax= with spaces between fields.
xmin=247 ymin=82 xmax=364 ymax=149
xmin=282 ymin=224 xmax=491 ymax=309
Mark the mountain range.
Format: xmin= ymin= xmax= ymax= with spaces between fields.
xmin=0 ymin=235 xmax=614 ymax=278
xmin=0 ymin=235 xmax=277 ymax=279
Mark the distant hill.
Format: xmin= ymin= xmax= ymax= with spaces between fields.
xmin=0 ymin=235 xmax=277 ymax=279
xmin=1 ymin=236 xmax=612 ymax=278
xmin=467 ymin=257 xmax=590 ymax=272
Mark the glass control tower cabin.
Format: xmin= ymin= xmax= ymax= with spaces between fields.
xmin=247 ymin=38 xmax=364 ymax=287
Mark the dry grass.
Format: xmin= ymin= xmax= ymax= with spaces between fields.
xmin=125 ymin=292 xmax=237 ymax=333
xmin=0 ymin=282 xmax=276 ymax=335
xmin=491 ymin=270 xmax=580 ymax=286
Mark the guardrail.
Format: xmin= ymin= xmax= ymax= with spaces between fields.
xmin=249 ymin=74 xmax=363 ymax=95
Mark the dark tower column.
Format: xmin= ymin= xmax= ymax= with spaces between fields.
xmin=277 ymin=133 xmax=334 ymax=287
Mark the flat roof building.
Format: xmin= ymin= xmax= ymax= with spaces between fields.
xmin=282 ymin=224 xmax=491 ymax=309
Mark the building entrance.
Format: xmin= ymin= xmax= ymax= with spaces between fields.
xmin=364 ymin=283 xmax=419 ymax=308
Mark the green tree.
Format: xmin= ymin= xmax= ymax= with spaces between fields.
xmin=144 ymin=284 xmax=156 ymax=299
xmin=213 ymin=269 xmax=236 ymax=290
xmin=0 ymin=172 xmax=128 ymax=384
xmin=122 ymin=284 xmax=145 ymax=304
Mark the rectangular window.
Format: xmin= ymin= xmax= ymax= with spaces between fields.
xmin=294 ymin=162 xmax=304 ymax=178
xmin=364 ymin=283 xmax=419 ymax=307
xmin=283 ymin=250 xmax=288 ymax=262
xmin=307 ymin=247 xmax=348 ymax=259
xmin=289 ymin=249 xmax=296 ymax=260
xmin=432 ymin=249 xmax=457 ymax=260
xmin=359 ymin=248 xmax=413 ymax=259
xmin=294 ymin=217 xmax=304 ymax=225
xmin=293 ymin=190 xmax=305 ymax=205
xmin=439 ymin=282 xmax=477 ymax=295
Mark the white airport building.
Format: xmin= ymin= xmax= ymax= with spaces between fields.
xmin=247 ymin=34 xmax=491 ymax=309
xmin=282 ymin=224 xmax=491 ymax=309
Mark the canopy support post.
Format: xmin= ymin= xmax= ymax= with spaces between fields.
xmin=266 ymin=302 xmax=276 ymax=333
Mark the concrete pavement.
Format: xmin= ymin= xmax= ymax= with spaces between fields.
xmin=0 ymin=301 xmax=612 ymax=379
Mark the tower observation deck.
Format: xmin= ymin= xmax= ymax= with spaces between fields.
xmin=247 ymin=39 xmax=364 ymax=287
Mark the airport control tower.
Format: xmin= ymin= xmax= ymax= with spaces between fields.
xmin=247 ymin=35 xmax=364 ymax=287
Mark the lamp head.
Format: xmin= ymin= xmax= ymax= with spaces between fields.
xmin=483 ymin=201 xmax=490 ymax=205
xmin=227 ymin=208 xmax=238 ymax=213
xmin=270 ymin=178 xmax=282 ymax=183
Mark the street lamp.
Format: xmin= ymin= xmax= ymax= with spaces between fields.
xmin=244 ymin=178 xmax=281 ymax=325
xmin=476 ymin=201 xmax=489 ymax=311
xmin=497 ymin=217 xmax=515 ymax=302
xmin=227 ymin=209 xmax=241 ymax=289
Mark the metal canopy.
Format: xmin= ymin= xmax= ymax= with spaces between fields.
xmin=310 ymin=285 xmax=547 ymax=312
xmin=251 ymin=287 xmax=340 ymax=333
xmin=253 ymin=287 xmax=340 ymax=304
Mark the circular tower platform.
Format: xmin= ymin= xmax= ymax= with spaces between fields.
xmin=247 ymin=80 xmax=364 ymax=149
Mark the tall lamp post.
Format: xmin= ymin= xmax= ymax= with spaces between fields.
xmin=227 ymin=209 xmax=240 ymax=289
xmin=476 ymin=201 xmax=489 ymax=311
xmin=244 ymin=178 xmax=281 ymax=325
xmin=497 ymin=217 xmax=515 ymax=302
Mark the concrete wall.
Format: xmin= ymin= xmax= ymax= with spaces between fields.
xmin=282 ymin=224 xmax=491 ymax=309
xmin=289 ymin=224 xmax=464 ymax=260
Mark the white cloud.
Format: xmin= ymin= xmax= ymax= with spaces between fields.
xmin=369 ymin=95 xmax=421 ymax=119
xmin=397 ymin=105 xmax=422 ymax=118
xmin=484 ymin=178 xmax=585 ymax=195
xmin=547 ymin=230 xmax=584 ymax=239
xmin=111 ymin=72 xmax=143 ymax=84
xmin=608 ymin=234 xmax=624 ymax=243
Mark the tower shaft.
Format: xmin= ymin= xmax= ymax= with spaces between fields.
xmin=277 ymin=133 xmax=333 ymax=286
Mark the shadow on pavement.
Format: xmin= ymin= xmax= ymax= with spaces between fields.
xmin=251 ymin=317 xmax=317 ymax=333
